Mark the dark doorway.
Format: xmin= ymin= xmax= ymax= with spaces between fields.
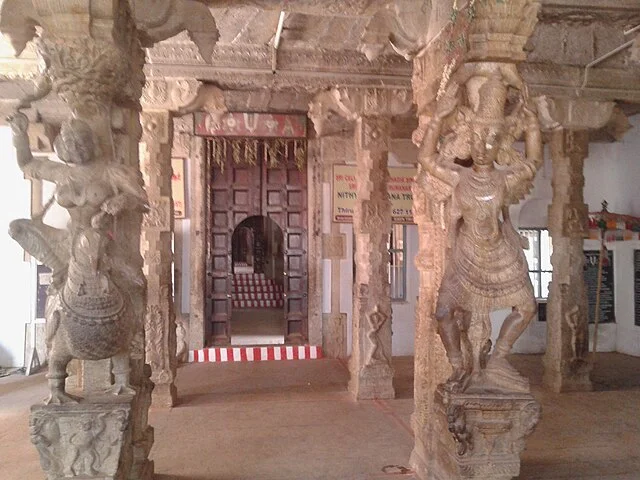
xmin=205 ymin=137 xmax=308 ymax=345
xmin=231 ymin=216 xmax=285 ymax=345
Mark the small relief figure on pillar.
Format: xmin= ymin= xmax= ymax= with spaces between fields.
xmin=566 ymin=305 xmax=590 ymax=375
xmin=67 ymin=414 xmax=107 ymax=476
xmin=7 ymin=111 xmax=148 ymax=404
xmin=366 ymin=306 xmax=390 ymax=366
xmin=418 ymin=63 xmax=543 ymax=394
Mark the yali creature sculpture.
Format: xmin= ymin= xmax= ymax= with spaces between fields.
xmin=8 ymin=111 xmax=148 ymax=404
xmin=418 ymin=63 xmax=543 ymax=393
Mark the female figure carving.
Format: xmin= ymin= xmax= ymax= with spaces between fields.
xmin=419 ymin=63 xmax=542 ymax=393
xmin=7 ymin=112 xmax=148 ymax=403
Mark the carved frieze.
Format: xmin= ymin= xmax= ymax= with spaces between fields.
xmin=143 ymin=197 xmax=172 ymax=231
xmin=141 ymin=110 xmax=171 ymax=144
xmin=141 ymin=78 xmax=200 ymax=112
xmin=30 ymin=402 xmax=131 ymax=479
xmin=359 ymin=116 xmax=391 ymax=151
xmin=309 ymin=87 xmax=411 ymax=138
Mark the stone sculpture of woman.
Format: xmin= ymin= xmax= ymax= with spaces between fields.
xmin=418 ymin=63 xmax=543 ymax=393
xmin=7 ymin=111 xmax=148 ymax=403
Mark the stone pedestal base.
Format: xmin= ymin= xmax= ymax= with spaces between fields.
xmin=348 ymin=362 xmax=395 ymax=400
xmin=542 ymin=360 xmax=593 ymax=393
xmin=30 ymin=394 xmax=148 ymax=480
xmin=152 ymin=383 xmax=177 ymax=408
xmin=414 ymin=386 xmax=541 ymax=480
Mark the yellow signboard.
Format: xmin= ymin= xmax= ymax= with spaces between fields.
xmin=172 ymin=158 xmax=186 ymax=219
xmin=332 ymin=165 xmax=416 ymax=224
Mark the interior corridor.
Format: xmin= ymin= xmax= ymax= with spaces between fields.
xmin=1 ymin=354 xmax=639 ymax=480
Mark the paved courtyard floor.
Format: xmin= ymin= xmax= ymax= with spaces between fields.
xmin=1 ymin=353 xmax=639 ymax=479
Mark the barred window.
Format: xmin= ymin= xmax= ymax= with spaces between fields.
xmin=388 ymin=224 xmax=406 ymax=301
xmin=520 ymin=228 xmax=553 ymax=299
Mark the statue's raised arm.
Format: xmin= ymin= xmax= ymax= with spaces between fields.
xmin=7 ymin=112 xmax=67 ymax=183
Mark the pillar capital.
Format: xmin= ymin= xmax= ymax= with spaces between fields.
xmin=536 ymin=97 xmax=617 ymax=132
xmin=308 ymin=86 xmax=412 ymax=137
xmin=141 ymin=79 xmax=227 ymax=118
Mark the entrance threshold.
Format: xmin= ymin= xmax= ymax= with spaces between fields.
xmin=188 ymin=345 xmax=324 ymax=363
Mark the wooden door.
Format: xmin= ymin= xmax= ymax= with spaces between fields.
xmin=263 ymin=148 xmax=308 ymax=343
xmin=206 ymin=139 xmax=260 ymax=344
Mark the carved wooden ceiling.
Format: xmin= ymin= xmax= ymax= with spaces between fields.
xmin=0 ymin=0 xmax=639 ymax=125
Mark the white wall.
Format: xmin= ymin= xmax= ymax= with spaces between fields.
xmin=391 ymin=225 xmax=418 ymax=355
xmin=0 ymin=127 xmax=34 ymax=367
xmin=505 ymin=115 xmax=640 ymax=356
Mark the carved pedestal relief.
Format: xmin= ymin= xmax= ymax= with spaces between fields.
xmin=543 ymin=129 xmax=593 ymax=393
xmin=310 ymin=87 xmax=411 ymax=399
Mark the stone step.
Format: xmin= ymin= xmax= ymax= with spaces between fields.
xmin=232 ymin=299 xmax=284 ymax=308
xmin=232 ymin=292 xmax=282 ymax=301
xmin=232 ymin=284 xmax=283 ymax=293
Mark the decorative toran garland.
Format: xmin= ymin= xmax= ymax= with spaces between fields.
xmin=209 ymin=138 xmax=307 ymax=173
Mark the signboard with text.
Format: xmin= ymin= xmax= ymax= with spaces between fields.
xmin=171 ymin=158 xmax=186 ymax=219
xmin=194 ymin=112 xmax=307 ymax=138
xmin=332 ymin=165 xmax=416 ymax=224
xmin=584 ymin=249 xmax=615 ymax=324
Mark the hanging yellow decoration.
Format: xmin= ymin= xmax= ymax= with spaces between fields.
xmin=267 ymin=140 xmax=278 ymax=169
xmin=294 ymin=140 xmax=307 ymax=171
xmin=231 ymin=139 xmax=242 ymax=165
xmin=245 ymin=140 xmax=257 ymax=166
xmin=211 ymin=139 xmax=226 ymax=173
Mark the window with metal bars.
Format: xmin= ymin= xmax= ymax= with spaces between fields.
xmin=519 ymin=228 xmax=553 ymax=299
xmin=388 ymin=224 xmax=406 ymax=301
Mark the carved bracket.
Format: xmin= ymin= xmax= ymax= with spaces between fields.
xmin=309 ymin=87 xmax=412 ymax=137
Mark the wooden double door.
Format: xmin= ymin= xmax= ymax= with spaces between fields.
xmin=205 ymin=138 xmax=308 ymax=345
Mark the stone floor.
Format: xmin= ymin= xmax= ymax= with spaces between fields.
xmin=0 ymin=353 xmax=639 ymax=479
xmin=231 ymin=308 xmax=286 ymax=345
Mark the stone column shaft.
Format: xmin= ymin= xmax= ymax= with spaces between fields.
xmin=140 ymin=109 xmax=177 ymax=407
xmin=348 ymin=115 xmax=395 ymax=400
xmin=543 ymin=129 xmax=593 ymax=392
xmin=309 ymin=87 xmax=411 ymax=397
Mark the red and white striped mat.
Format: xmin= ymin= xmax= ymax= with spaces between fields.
xmin=188 ymin=345 xmax=323 ymax=363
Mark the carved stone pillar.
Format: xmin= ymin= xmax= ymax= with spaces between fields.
xmin=140 ymin=80 xmax=226 ymax=406
xmin=543 ymin=129 xmax=592 ymax=393
xmin=350 ymin=113 xmax=395 ymax=399
xmin=309 ymin=87 xmax=411 ymax=399
xmin=536 ymin=97 xmax=617 ymax=393
xmin=0 ymin=2 xmax=154 ymax=478
xmin=0 ymin=2 xmax=218 ymax=478
xmin=140 ymin=109 xmax=177 ymax=408
xmin=404 ymin=1 xmax=542 ymax=479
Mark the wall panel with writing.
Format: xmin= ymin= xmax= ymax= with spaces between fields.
xmin=584 ymin=250 xmax=615 ymax=324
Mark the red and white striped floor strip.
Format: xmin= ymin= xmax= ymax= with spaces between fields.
xmin=188 ymin=345 xmax=323 ymax=363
